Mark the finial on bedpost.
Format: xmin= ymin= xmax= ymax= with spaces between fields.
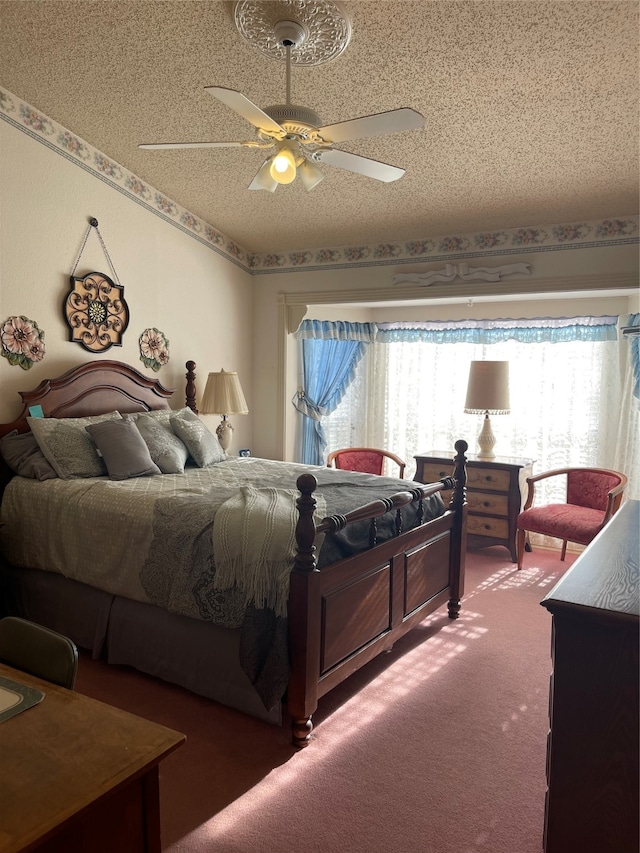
xmin=185 ymin=361 xmax=198 ymax=413
xmin=294 ymin=474 xmax=320 ymax=573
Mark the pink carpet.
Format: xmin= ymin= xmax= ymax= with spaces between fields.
xmin=75 ymin=546 xmax=577 ymax=853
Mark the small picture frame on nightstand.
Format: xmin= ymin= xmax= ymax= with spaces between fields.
xmin=239 ymin=449 xmax=251 ymax=457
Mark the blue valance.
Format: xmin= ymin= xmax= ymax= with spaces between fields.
xmin=297 ymin=316 xmax=619 ymax=344
xmin=375 ymin=316 xmax=619 ymax=344
xmin=295 ymin=320 xmax=378 ymax=342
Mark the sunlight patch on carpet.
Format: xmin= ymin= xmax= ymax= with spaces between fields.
xmin=199 ymin=610 xmax=492 ymax=841
xmin=466 ymin=563 xmax=567 ymax=600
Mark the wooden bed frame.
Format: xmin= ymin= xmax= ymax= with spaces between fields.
xmin=0 ymin=359 xmax=468 ymax=748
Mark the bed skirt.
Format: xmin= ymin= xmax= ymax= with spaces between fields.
xmin=0 ymin=564 xmax=282 ymax=724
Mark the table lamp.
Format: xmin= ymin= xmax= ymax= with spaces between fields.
xmin=464 ymin=360 xmax=510 ymax=459
xmin=200 ymin=369 xmax=248 ymax=452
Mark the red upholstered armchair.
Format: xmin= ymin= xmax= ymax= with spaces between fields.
xmin=326 ymin=447 xmax=406 ymax=479
xmin=516 ymin=467 xmax=627 ymax=569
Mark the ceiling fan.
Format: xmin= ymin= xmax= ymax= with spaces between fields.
xmin=139 ymin=19 xmax=425 ymax=192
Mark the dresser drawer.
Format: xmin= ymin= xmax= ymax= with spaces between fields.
xmin=419 ymin=462 xmax=453 ymax=483
xmin=466 ymin=491 xmax=509 ymax=516
xmin=467 ymin=515 xmax=509 ymax=538
xmin=466 ymin=466 xmax=511 ymax=492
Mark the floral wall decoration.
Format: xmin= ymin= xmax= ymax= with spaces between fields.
xmin=139 ymin=327 xmax=170 ymax=372
xmin=1 ymin=315 xmax=46 ymax=370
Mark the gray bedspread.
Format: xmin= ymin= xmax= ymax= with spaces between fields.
xmin=0 ymin=457 xmax=445 ymax=708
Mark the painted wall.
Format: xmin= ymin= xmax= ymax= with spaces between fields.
xmin=0 ymin=120 xmax=254 ymax=449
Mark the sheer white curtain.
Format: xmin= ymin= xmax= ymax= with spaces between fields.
xmin=614 ymin=337 xmax=640 ymax=501
xmin=324 ymin=337 xmax=632 ymax=504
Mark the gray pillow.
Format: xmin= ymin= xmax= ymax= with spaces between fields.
xmin=28 ymin=411 xmax=122 ymax=479
xmin=133 ymin=407 xmax=195 ymax=423
xmin=135 ymin=413 xmax=189 ymax=474
xmin=85 ymin=417 xmax=161 ymax=480
xmin=170 ymin=409 xmax=226 ymax=468
xmin=0 ymin=430 xmax=57 ymax=480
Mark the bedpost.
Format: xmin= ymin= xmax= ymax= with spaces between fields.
xmin=447 ymin=439 xmax=468 ymax=619
xmin=287 ymin=473 xmax=323 ymax=748
xmin=185 ymin=361 xmax=198 ymax=413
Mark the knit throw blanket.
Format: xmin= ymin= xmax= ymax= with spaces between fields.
xmin=212 ymin=486 xmax=327 ymax=618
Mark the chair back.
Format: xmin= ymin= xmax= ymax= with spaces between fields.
xmin=327 ymin=447 xmax=406 ymax=479
xmin=567 ymin=469 xmax=625 ymax=511
xmin=332 ymin=449 xmax=385 ymax=475
xmin=0 ymin=617 xmax=78 ymax=689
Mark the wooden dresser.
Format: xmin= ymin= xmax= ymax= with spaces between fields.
xmin=414 ymin=451 xmax=534 ymax=562
xmin=540 ymin=500 xmax=639 ymax=853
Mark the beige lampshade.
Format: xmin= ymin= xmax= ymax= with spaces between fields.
xmin=464 ymin=361 xmax=510 ymax=414
xmin=200 ymin=370 xmax=249 ymax=416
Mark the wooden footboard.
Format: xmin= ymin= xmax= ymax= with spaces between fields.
xmin=287 ymin=440 xmax=468 ymax=747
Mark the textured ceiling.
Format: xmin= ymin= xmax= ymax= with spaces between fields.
xmin=0 ymin=1 xmax=637 ymax=255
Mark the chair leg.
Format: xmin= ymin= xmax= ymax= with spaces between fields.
xmin=516 ymin=528 xmax=526 ymax=570
xmin=560 ymin=540 xmax=567 ymax=561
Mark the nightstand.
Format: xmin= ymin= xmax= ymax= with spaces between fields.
xmin=414 ymin=451 xmax=535 ymax=562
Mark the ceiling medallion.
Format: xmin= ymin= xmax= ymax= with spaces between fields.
xmin=234 ymin=1 xmax=352 ymax=66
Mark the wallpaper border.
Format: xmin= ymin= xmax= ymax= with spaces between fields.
xmin=1 ymin=85 xmax=637 ymax=277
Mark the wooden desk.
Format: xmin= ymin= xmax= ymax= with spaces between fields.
xmin=414 ymin=451 xmax=534 ymax=562
xmin=540 ymin=500 xmax=639 ymax=853
xmin=0 ymin=663 xmax=185 ymax=853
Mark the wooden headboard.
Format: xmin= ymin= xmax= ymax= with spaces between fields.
xmin=0 ymin=360 xmax=180 ymax=491
xmin=0 ymin=360 xmax=177 ymax=439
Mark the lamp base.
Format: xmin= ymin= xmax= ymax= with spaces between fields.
xmin=476 ymin=413 xmax=496 ymax=459
xmin=216 ymin=418 xmax=234 ymax=453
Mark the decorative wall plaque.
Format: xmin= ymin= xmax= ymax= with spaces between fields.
xmin=64 ymin=271 xmax=129 ymax=352
xmin=65 ymin=217 xmax=129 ymax=352
xmin=1 ymin=315 xmax=46 ymax=369
xmin=139 ymin=327 xmax=170 ymax=372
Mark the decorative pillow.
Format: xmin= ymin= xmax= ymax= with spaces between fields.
xmin=28 ymin=412 xmax=122 ymax=479
xmin=170 ymin=409 xmax=226 ymax=468
xmin=85 ymin=417 xmax=161 ymax=480
xmin=135 ymin=413 xmax=189 ymax=474
xmin=0 ymin=430 xmax=57 ymax=480
xmin=130 ymin=408 xmax=173 ymax=422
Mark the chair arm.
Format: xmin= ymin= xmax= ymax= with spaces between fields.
xmin=383 ymin=451 xmax=406 ymax=479
xmin=521 ymin=468 xmax=573 ymax=511
xmin=603 ymin=477 xmax=628 ymax=522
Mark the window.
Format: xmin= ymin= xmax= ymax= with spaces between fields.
xmin=324 ymin=335 xmax=625 ymax=505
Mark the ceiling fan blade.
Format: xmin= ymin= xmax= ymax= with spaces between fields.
xmin=139 ymin=141 xmax=247 ymax=149
xmin=316 ymin=108 xmax=424 ymax=144
xmin=316 ymin=149 xmax=405 ymax=182
xmin=205 ymin=86 xmax=285 ymax=136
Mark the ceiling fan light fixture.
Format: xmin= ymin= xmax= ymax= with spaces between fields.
xmin=270 ymin=144 xmax=297 ymax=184
xmin=298 ymin=158 xmax=325 ymax=191
xmin=249 ymin=157 xmax=278 ymax=191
